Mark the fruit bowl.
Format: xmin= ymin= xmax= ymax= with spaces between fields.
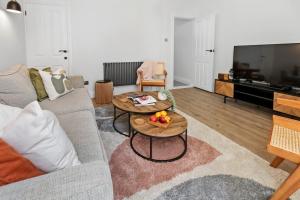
xmin=148 ymin=111 xmax=172 ymax=128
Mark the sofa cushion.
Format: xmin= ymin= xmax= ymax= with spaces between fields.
xmin=0 ymin=103 xmax=22 ymax=131
xmin=0 ymin=161 xmax=113 ymax=200
xmin=39 ymin=69 xmax=74 ymax=101
xmin=0 ymin=139 xmax=44 ymax=186
xmin=39 ymin=88 xmax=95 ymax=116
xmin=69 ymin=76 xmax=85 ymax=89
xmin=28 ymin=67 xmax=51 ymax=102
xmin=1 ymin=102 xmax=81 ymax=173
xmin=0 ymin=65 xmax=37 ymax=108
xmin=57 ymin=110 xmax=107 ymax=163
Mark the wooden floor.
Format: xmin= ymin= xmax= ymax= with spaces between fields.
xmin=172 ymin=87 xmax=296 ymax=173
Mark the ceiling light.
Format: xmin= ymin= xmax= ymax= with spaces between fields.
xmin=6 ymin=0 xmax=22 ymax=14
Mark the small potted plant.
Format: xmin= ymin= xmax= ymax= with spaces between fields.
xmin=158 ymin=89 xmax=176 ymax=110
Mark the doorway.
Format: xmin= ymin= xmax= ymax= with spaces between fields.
xmin=172 ymin=14 xmax=216 ymax=92
xmin=173 ymin=18 xmax=195 ymax=89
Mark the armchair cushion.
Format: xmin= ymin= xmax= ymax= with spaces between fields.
xmin=136 ymin=61 xmax=167 ymax=85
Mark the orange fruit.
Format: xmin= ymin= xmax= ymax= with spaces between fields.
xmin=155 ymin=112 xmax=162 ymax=118
xmin=161 ymin=111 xmax=167 ymax=117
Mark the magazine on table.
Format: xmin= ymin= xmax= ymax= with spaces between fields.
xmin=127 ymin=94 xmax=157 ymax=106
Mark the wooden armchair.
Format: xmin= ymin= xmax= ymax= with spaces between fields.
xmin=267 ymin=115 xmax=300 ymax=200
xmin=137 ymin=62 xmax=167 ymax=92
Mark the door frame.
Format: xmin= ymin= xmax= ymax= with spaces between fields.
xmin=24 ymin=0 xmax=73 ymax=74
xmin=170 ymin=15 xmax=196 ymax=89
xmin=170 ymin=13 xmax=217 ymax=91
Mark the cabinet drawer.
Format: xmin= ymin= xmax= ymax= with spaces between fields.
xmin=215 ymin=80 xmax=234 ymax=98
xmin=274 ymin=92 xmax=300 ymax=117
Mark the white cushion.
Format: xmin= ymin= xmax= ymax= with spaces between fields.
xmin=0 ymin=101 xmax=81 ymax=172
xmin=39 ymin=69 xmax=74 ymax=101
xmin=0 ymin=103 xmax=22 ymax=131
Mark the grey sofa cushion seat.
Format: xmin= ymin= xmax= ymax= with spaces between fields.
xmin=57 ymin=110 xmax=107 ymax=163
xmin=40 ymin=88 xmax=95 ymax=116
xmin=0 ymin=65 xmax=37 ymax=108
xmin=0 ymin=161 xmax=113 ymax=200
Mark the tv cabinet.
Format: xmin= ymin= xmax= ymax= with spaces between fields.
xmin=215 ymin=80 xmax=300 ymax=117
xmin=274 ymin=92 xmax=300 ymax=118
xmin=215 ymin=80 xmax=234 ymax=103
xmin=234 ymin=82 xmax=275 ymax=108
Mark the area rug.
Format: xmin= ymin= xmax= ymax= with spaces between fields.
xmin=95 ymin=106 xmax=300 ymax=200
xmin=155 ymin=175 xmax=276 ymax=200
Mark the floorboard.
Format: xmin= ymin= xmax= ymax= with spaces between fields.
xmin=172 ymin=87 xmax=296 ymax=173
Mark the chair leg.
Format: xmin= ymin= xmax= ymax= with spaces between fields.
xmin=270 ymin=165 xmax=300 ymax=200
xmin=270 ymin=157 xmax=284 ymax=168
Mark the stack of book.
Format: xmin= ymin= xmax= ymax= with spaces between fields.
xmin=128 ymin=94 xmax=157 ymax=107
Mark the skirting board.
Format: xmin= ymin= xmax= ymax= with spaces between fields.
xmin=174 ymin=76 xmax=193 ymax=85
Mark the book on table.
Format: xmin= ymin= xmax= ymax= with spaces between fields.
xmin=128 ymin=94 xmax=157 ymax=106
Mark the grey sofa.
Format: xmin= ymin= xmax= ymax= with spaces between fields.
xmin=0 ymin=65 xmax=113 ymax=200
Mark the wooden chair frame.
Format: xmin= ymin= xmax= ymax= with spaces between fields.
xmin=138 ymin=69 xmax=167 ymax=92
xmin=267 ymin=115 xmax=300 ymax=200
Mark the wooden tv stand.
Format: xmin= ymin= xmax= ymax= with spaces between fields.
xmin=215 ymin=79 xmax=300 ymax=118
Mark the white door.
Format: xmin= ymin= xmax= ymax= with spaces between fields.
xmin=194 ymin=14 xmax=216 ymax=92
xmin=24 ymin=0 xmax=70 ymax=73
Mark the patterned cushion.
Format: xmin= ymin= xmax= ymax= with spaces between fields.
xmin=39 ymin=69 xmax=74 ymax=101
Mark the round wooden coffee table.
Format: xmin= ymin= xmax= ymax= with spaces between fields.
xmin=112 ymin=92 xmax=173 ymax=137
xmin=130 ymin=112 xmax=188 ymax=162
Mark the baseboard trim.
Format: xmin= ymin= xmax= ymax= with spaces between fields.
xmin=174 ymin=76 xmax=192 ymax=85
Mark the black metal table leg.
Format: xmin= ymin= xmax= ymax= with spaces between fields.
xmin=150 ymin=137 xmax=153 ymax=159
xmin=113 ymin=106 xmax=132 ymax=137
xmin=128 ymin=112 xmax=131 ymax=137
xmin=185 ymin=130 xmax=188 ymax=149
xmin=130 ymin=130 xmax=188 ymax=163
xmin=114 ymin=106 xmax=116 ymax=118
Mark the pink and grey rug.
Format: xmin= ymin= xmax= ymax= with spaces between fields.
xmin=95 ymin=106 xmax=300 ymax=200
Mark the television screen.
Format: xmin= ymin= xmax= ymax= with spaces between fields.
xmin=233 ymin=43 xmax=300 ymax=87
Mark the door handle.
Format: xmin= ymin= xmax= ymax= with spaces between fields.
xmin=59 ymin=50 xmax=68 ymax=53
xmin=205 ymin=49 xmax=215 ymax=53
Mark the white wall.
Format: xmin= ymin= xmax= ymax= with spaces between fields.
xmin=69 ymin=0 xmax=300 ymax=95
xmin=174 ymin=18 xmax=195 ymax=85
xmin=14 ymin=0 xmax=300 ymax=95
xmin=0 ymin=0 xmax=26 ymax=70
xmin=166 ymin=0 xmax=300 ymax=81
xmin=69 ymin=0 xmax=168 ymax=96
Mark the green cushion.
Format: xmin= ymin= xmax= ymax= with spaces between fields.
xmin=29 ymin=68 xmax=51 ymax=102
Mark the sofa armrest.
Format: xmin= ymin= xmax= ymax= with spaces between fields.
xmin=69 ymin=75 xmax=85 ymax=89
xmin=0 ymin=161 xmax=113 ymax=200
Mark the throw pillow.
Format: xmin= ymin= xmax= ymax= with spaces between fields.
xmin=0 ymin=65 xmax=37 ymax=108
xmin=0 ymin=101 xmax=81 ymax=172
xmin=0 ymin=139 xmax=44 ymax=186
xmin=39 ymin=69 xmax=74 ymax=100
xmin=0 ymin=103 xmax=22 ymax=131
xmin=28 ymin=67 xmax=52 ymax=102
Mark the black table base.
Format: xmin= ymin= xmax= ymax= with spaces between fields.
xmin=113 ymin=106 xmax=131 ymax=137
xmin=130 ymin=130 xmax=188 ymax=163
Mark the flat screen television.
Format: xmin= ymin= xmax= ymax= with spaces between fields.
xmin=233 ymin=43 xmax=300 ymax=88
